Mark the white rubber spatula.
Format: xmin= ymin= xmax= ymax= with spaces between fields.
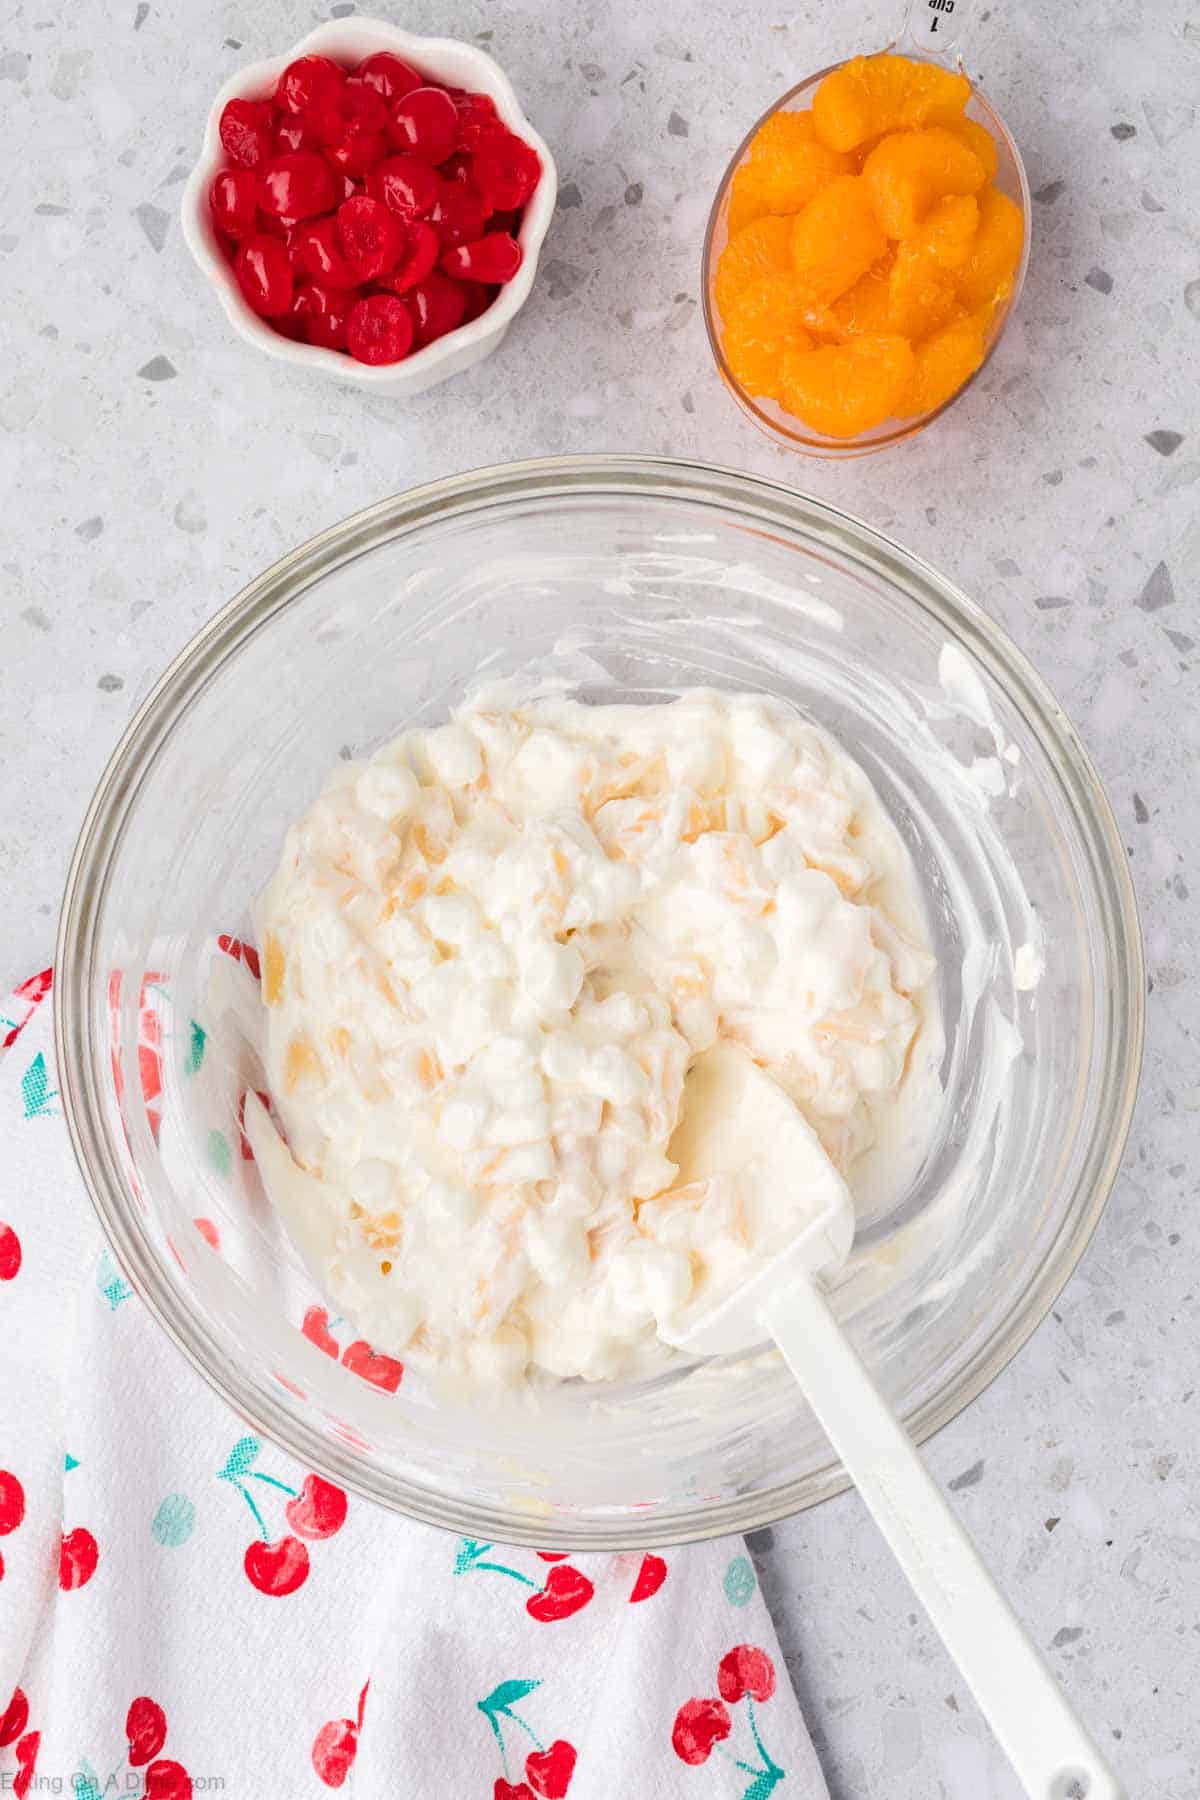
xmin=659 ymin=1045 xmax=1124 ymax=1800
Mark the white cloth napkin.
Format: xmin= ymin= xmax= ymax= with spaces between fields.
xmin=0 ymin=967 xmax=828 ymax=1800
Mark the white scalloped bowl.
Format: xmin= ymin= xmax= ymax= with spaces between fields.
xmin=180 ymin=18 xmax=557 ymax=395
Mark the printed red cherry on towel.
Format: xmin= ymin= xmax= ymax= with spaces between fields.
xmin=209 ymin=50 xmax=541 ymax=362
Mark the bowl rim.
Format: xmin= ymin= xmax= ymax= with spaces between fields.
xmin=54 ymin=454 xmax=1145 ymax=1548
xmin=701 ymin=54 xmax=1033 ymax=458
xmin=179 ymin=16 xmax=558 ymax=387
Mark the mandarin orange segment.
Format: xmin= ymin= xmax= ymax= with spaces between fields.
xmin=863 ymin=127 xmax=987 ymax=237
xmin=715 ymin=215 xmax=795 ymax=317
xmin=956 ymin=186 xmax=1024 ymax=307
xmin=740 ymin=110 xmax=857 ymax=213
xmin=830 ymin=254 xmax=895 ymax=338
xmin=948 ymin=115 xmax=1000 ymax=182
xmin=728 ymin=164 xmax=772 ymax=236
xmin=812 ymin=52 xmax=971 ymax=154
xmin=790 ymin=175 xmax=887 ymax=304
xmin=779 ymin=333 xmax=914 ymax=437
xmin=887 ymin=245 xmax=961 ymax=339
xmin=724 ymin=314 xmax=814 ymax=400
xmin=906 ymin=193 xmax=980 ymax=270
xmin=895 ymin=309 xmax=989 ymax=417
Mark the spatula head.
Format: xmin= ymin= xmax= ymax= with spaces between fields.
xmin=656 ymin=1043 xmax=855 ymax=1356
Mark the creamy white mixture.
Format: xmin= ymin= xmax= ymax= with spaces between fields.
xmin=249 ymin=689 xmax=940 ymax=1385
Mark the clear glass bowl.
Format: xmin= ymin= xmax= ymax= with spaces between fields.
xmin=56 ymin=456 xmax=1141 ymax=1548
xmin=702 ymin=60 xmax=1032 ymax=458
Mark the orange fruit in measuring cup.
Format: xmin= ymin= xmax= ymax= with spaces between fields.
xmin=955 ymin=186 xmax=1024 ymax=308
xmin=811 ymin=51 xmax=970 ymax=153
xmin=728 ymin=111 xmax=856 ymax=232
xmin=895 ymin=308 xmax=990 ymax=417
xmin=779 ymin=333 xmax=915 ymax=437
xmin=905 ymin=193 xmax=979 ymax=270
xmin=885 ymin=247 xmax=961 ymax=340
xmin=946 ymin=115 xmax=999 ymax=182
xmin=715 ymin=214 xmax=795 ymax=315
xmin=790 ymin=175 xmax=887 ymax=304
xmin=862 ymin=126 xmax=987 ymax=238
xmin=709 ymin=49 xmax=1025 ymax=439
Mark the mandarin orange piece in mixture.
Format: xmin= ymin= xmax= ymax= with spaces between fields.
xmin=863 ymin=126 xmax=987 ymax=238
xmin=812 ymin=52 xmax=970 ymax=153
xmin=956 ymin=186 xmax=1024 ymax=307
xmin=790 ymin=174 xmax=888 ymax=304
xmin=779 ymin=333 xmax=914 ymax=437
xmin=895 ymin=309 xmax=989 ymax=417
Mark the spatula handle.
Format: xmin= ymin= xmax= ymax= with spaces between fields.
xmin=762 ymin=1275 xmax=1124 ymax=1800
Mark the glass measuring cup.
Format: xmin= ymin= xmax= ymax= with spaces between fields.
xmin=702 ymin=0 xmax=1032 ymax=458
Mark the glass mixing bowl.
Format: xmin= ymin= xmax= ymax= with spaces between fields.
xmin=702 ymin=62 xmax=1031 ymax=457
xmin=56 ymin=456 xmax=1142 ymax=1548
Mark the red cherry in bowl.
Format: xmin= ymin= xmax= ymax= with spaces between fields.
xmin=244 ymin=1534 xmax=310 ymax=1596
xmin=407 ymin=272 xmax=467 ymax=347
xmin=218 ymin=98 xmax=275 ymax=169
xmin=257 ymin=151 xmax=336 ymax=220
xmin=356 ymin=51 xmax=422 ymax=104
xmin=275 ymin=54 xmax=345 ymax=117
xmin=289 ymin=282 xmax=355 ymax=350
xmin=388 ymin=85 xmax=458 ymax=162
xmin=440 ymin=232 xmax=522 ymax=284
xmin=376 ymin=221 xmax=439 ymax=295
xmin=290 ymin=216 xmax=357 ymax=287
xmin=234 ymin=235 xmax=294 ymax=318
xmin=367 ymin=155 xmax=440 ymax=219
xmin=346 ymin=294 xmax=414 ymax=366
xmin=335 ymin=194 xmax=403 ymax=280
xmin=210 ymin=167 xmax=258 ymax=239
xmin=473 ymin=129 xmax=542 ymax=210
xmin=285 ymin=1474 xmax=348 ymax=1539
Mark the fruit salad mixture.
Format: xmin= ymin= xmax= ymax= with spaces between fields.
xmin=713 ymin=52 xmax=1025 ymax=438
xmin=209 ymin=51 xmax=542 ymax=363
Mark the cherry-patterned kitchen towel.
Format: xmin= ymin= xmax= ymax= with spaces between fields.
xmin=0 ymin=969 xmax=829 ymax=1800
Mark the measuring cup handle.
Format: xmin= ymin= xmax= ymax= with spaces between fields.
xmin=899 ymin=0 xmax=974 ymax=61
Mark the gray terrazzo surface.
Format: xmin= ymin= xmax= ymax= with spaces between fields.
xmin=2 ymin=1 xmax=1198 ymax=1793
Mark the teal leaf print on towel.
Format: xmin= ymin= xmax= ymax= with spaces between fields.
xmin=724 ymin=1554 xmax=756 ymax=1607
xmin=96 ymin=1248 xmax=134 ymax=1310
xmin=21 ymin=1050 xmax=58 ymax=1119
xmin=218 ymin=1435 xmax=261 ymax=1481
xmin=187 ymin=1019 xmax=207 ymax=1074
xmin=152 ymin=1492 xmax=197 ymax=1547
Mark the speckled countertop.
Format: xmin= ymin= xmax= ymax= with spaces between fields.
xmin=3 ymin=1 xmax=1198 ymax=1794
